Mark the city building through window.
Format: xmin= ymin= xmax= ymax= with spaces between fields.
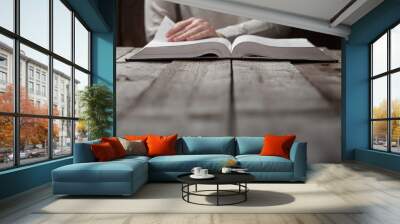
xmin=0 ymin=0 xmax=91 ymax=170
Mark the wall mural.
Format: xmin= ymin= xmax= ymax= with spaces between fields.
xmin=116 ymin=0 xmax=341 ymax=163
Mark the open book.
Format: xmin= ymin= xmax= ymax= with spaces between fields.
xmin=129 ymin=17 xmax=333 ymax=61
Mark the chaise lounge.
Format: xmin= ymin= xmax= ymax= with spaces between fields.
xmin=52 ymin=137 xmax=307 ymax=196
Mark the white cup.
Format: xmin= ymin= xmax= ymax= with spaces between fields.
xmin=200 ymin=169 xmax=208 ymax=176
xmin=221 ymin=167 xmax=232 ymax=174
xmin=191 ymin=167 xmax=202 ymax=176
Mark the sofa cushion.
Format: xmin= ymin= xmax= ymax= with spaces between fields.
xmin=149 ymin=154 xmax=235 ymax=172
xmin=235 ymin=137 xmax=264 ymax=155
xmin=180 ymin=137 xmax=235 ymax=155
xmin=53 ymin=158 xmax=147 ymax=183
xmin=236 ymin=155 xmax=293 ymax=172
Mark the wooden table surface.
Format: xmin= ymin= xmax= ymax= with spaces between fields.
xmin=116 ymin=47 xmax=341 ymax=163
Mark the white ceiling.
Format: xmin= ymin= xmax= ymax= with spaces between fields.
xmin=226 ymin=0 xmax=352 ymax=21
xmin=165 ymin=0 xmax=384 ymax=38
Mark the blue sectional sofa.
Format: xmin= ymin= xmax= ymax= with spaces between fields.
xmin=52 ymin=137 xmax=307 ymax=196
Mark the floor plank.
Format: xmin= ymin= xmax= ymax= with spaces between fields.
xmin=2 ymin=163 xmax=400 ymax=224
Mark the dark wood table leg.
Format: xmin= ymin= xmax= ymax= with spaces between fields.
xmin=217 ymin=184 xmax=220 ymax=206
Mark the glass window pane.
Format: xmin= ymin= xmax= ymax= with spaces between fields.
xmin=372 ymin=121 xmax=388 ymax=151
xmin=53 ymin=59 xmax=72 ymax=117
xmin=0 ymin=0 xmax=14 ymax=31
xmin=53 ymin=119 xmax=72 ymax=157
xmin=372 ymin=76 xmax=387 ymax=119
xmin=391 ymin=24 xmax=400 ymax=70
xmin=391 ymin=120 xmax=400 ymax=153
xmin=372 ymin=33 xmax=387 ymax=76
xmin=391 ymin=72 xmax=400 ymax=118
xmin=74 ymin=69 xmax=89 ymax=118
xmin=0 ymin=34 xmax=14 ymax=112
xmin=74 ymin=18 xmax=89 ymax=70
xmin=20 ymin=0 xmax=49 ymax=49
xmin=0 ymin=116 xmax=14 ymax=170
xmin=20 ymin=44 xmax=49 ymax=115
xmin=75 ymin=120 xmax=88 ymax=143
xmin=53 ymin=0 xmax=72 ymax=60
xmin=20 ymin=117 xmax=49 ymax=165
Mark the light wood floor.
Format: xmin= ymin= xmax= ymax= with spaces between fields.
xmin=1 ymin=162 xmax=400 ymax=224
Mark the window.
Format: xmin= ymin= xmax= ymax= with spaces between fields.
xmin=0 ymin=54 xmax=7 ymax=86
xmin=28 ymin=67 xmax=34 ymax=80
xmin=0 ymin=0 xmax=14 ymax=32
xmin=0 ymin=34 xmax=13 ymax=112
xmin=75 ymin=18 xmax=90 ymax=70
xmin=42 ymin=85 xmax=46 ymax=97
xmin=0 ymin=0 xmax=91 ymax=170
xmin=53 ymin=59 xmax=72 ymax=117
xmin=20 ymin=0 xmax=49 ymax=49
xmin=371 ymin=23 xmax=400 ymax=153
xmin=35 ymin=84 xmax=40 ymax=96
xmin=0 ymin=72 xmax=7 ymax=85
xmin=28 ymin=81 xmax=34 ymax=94
xmin=53 ymin=0 xmax=72 ymax=60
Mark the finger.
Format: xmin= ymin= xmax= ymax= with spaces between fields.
xmin=186 ymin=29 xmax=214 ymax=41
xmin=173 ymin=25 xmax=208 ymax=41
xmin=166 ymin=18 xmax=194 ymax=37
xmin=167 ymin=22 xmax=199 ymax=41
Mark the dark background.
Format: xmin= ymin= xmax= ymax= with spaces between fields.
xmin=117 ymin=0 xmax=342 ymax=49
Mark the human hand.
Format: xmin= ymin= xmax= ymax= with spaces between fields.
xmin=166 ymin=17 xmax=219 ymax=42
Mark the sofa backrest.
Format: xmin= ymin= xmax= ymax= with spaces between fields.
xmin=73 ymin=139 xmax=100 ymax=163
xmin=179 ymin=137 xmax=235 ymax=155
xmin=235 ymin=137 xmax=264 ymax=155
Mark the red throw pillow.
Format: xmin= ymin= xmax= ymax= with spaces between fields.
xmin=101 ymin=137 xmax=127 ymax=158
xmin=91 ymin=142 xmax=117 ymax=161
xmin=146 ymin=134 xmax=178 ymax=157
xmin=260 ymin=134 xmax=296 ymax=159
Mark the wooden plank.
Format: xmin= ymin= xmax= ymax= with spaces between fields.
xmin=116 ymin=61 xmax=170 ymax=136
xmin=233 ymin=61 xmax=341 ymax=163
xmin=117 ymin=60 xmax=231 ymax=136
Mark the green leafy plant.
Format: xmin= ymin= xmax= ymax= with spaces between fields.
xmin=79 ymin=84 xmax=113 ymax=140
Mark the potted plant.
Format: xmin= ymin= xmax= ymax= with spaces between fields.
xmin=79 ymin=84 xmax=113 ymax=140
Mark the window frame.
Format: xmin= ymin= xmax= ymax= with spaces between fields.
xmin=0 ymin=0 xmax=92 ymax=171
xmin=370 ymin=20 xmax=400 ymax=154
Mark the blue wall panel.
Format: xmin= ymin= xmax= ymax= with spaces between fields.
xmin=0 ymin=158 xmax=72 ymax=199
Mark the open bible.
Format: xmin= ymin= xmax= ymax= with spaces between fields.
xmin=128 ymin=17 xmax=333 ymax=61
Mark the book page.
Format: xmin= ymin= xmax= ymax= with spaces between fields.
xmin=148 ymin=17 xmax=232 ymax=50
xmin=232 ymin=35 xmax=315 ymax=49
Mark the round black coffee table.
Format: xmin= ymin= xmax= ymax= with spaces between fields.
xmin=177 ymin=173 xmax=255 ymax=206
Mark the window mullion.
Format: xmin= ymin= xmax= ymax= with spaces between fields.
xmin=71 ymin=10 xmax=76 ymax=154
xmin=388 ymin=30 xmax=391 ymax=152
xmin=13 ymin=0 xmax=20 ymax=167
xmin=48 ymin=0 xmax=54 ymax=160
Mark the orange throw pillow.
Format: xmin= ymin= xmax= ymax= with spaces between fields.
xmin=146 ymin=134 xmax=178 ymax=157
xmin=91 ymin=142 xmax=117 ymax=162
xmin=101 ymin=137 xmax=127 ymax=158
xmin=260 ymin=134 xmax=296 ymax=159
